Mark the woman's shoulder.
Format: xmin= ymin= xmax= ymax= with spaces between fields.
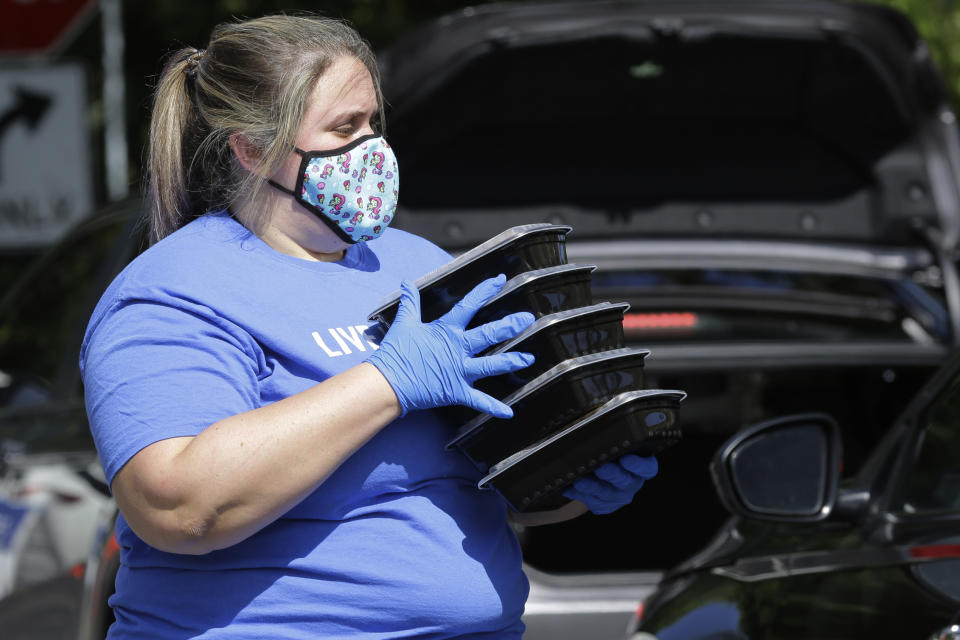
xmin=89 ymin=213 xmax=252 ymax=316
xmin=80 ymin=213 xmax=259 ymax=358
xmin=121 ymin=212 xmax=250 ymax=281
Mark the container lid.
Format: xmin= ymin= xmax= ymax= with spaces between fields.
xmin=486 ymin=301 xmax=631 ymax=356
xmin=447 ymin=346 xmax=651 ymax=449
xmin=478 ymin=388 xmax=687 ymax=488
xmin=368 ymin=223 xmax=572 ymax=322
xmin=482 ymin=263 xmax=597 ymax=306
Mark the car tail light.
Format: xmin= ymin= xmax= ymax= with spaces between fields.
xmin=634 ymin=600 xmax=645 ymax=623
xmin=911 ymin=541 xmax=960 ymax=605
xmin=623 ymin=312 xmax=698 ymax=331
xmin=910 ymin=544 xmax=960 ymax=559
xmin=626 ymin=600 xmax=645 ymax=635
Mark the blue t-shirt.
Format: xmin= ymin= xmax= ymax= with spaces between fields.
xmin=79 ymin=212 xmax=528 ymax=639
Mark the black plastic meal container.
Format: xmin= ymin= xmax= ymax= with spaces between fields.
xmin=467 ymin=263 xmax=596 ymax=329
xmin=368 ymin=223 xmax=571 ymax=327
xmin=478 ymin=389 xmax=686 ymax=513
xmin=447 ymin=347 xmax=650 ymax=471
xmin=475 ymin=301 xmax=631 ymax=400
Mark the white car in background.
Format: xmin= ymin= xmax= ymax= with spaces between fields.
xmin=0 ymin=448 xmax=111 ymax=598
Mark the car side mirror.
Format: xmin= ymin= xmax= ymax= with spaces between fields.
xmin=711 ymin=413 xmax=841 ymax=522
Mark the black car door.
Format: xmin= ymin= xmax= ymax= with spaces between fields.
xmin=878 ymin=356 xmax=960 ymax=618
xmin=765 ymin=353 xmax=960 ymax=639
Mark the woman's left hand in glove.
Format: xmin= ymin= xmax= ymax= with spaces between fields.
xmin=562 ymin=454 xmax=659 ymax=515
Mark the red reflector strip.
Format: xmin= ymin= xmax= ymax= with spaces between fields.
xmin=70 ymin=563 xmax=85 ymax=579
xmin=623 ymin=312 xmax=698 ymax=330
xmin=909 ymin=544 xmax=960 ymax=559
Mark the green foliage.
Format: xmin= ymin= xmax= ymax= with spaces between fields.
xmin=865 ymin=0 xmax=960 ymax=108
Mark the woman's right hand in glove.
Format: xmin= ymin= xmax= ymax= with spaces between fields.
xmin=366 ymin=274 xmax=535 ymax=418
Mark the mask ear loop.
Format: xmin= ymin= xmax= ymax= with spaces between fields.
xmin=266 ymin=147 xmax=310 ymax=196
xmin=266 ymin=147 xmax=360 ymax=245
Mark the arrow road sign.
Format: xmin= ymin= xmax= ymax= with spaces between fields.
xmin=0 ymin=87 xmax=51 ymax=181
xmin=0 ymin=64 xmax=92 ymax=248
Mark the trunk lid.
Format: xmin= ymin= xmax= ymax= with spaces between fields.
xmin=379 ymin=0 xmax=960 ymax=252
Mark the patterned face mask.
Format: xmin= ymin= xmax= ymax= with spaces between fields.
xmin=269 ymin=134 xmax=399 ymax=244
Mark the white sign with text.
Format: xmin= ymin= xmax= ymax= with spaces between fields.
xmin=0 ymin=63 xmax=92 ymax=248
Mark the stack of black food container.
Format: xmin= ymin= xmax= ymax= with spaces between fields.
xmin=368 ymin=224 xmax=685 ymax=513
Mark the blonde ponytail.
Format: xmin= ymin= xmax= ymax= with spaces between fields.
xmin=147 ymin=48 xmax=203 ymax=243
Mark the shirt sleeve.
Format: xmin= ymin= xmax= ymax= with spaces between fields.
xmin=81 ymin=294 xmax=262 ymax=486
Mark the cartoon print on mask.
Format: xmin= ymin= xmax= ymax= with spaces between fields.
xmin=268 ymin=135 xmax=398 ymax=244
xmin=366 ymin=196 xmax=382 ymax=218
xmin=370 ymin=151 xmax=385 ymax=175
xmin=303 ymin=183 xmax=325 ymax=209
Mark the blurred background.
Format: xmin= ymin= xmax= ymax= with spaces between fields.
xmin=1 ymin=0 xmax=959 ymax=287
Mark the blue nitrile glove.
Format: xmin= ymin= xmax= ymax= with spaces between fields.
xmin=563 ymin=454 xmax=659 ymax=515
xmin=366 ymin=274 xmax=535 ymax=418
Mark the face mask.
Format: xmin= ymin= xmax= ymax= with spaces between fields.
xmin=269 ymin=134 xmax=399 ymax=244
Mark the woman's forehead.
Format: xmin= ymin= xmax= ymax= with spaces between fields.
xmin=306 ymin=57 xmax=377 ymax=120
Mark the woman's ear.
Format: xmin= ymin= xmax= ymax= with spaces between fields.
xmin=229 ymin=132 xmax=264 ymax=174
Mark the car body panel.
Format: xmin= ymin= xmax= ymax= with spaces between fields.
xmin=637 ymin=348 xmax=960 ymax=638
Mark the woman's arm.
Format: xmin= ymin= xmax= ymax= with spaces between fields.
xmin=109 ymin=275 xmax=534 ymax=556
xmin=112 ymin=362 xmax=400 ymax=555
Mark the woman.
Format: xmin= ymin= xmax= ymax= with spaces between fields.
xmin=80 ymin=14 xmax=657 ymax=639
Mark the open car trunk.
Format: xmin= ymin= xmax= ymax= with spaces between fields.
xmin=378 ymin=0 xmax=960 ymax=575
xmin=383 ymin=0 xmax=959 ymax=247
